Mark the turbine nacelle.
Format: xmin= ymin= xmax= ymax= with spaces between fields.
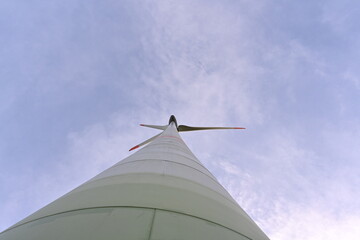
xmin=129 ymin=115 xmax=245 ymax=151
xmin=169 ymin=115 xmax=178 ymax=127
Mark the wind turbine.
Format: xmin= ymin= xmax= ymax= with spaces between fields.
xmin=0 ymin=115 xmax=269 ymax=240
xmin=130 ymin=115 xmax=245 ymax=151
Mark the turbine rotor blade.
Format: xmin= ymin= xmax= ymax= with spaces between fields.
xmin=140 ymin=124 xmax=167 ymax=130
xmin=129 ymin=133 xmax=162 ymax=151
xmin=178 ymin=125 xmax=245 ymax=132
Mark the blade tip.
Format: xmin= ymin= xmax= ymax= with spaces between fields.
xmin=129 ymin=145 xmax=140 ymax=151
xmin=234 ymin=127 xmax=246 ymax=129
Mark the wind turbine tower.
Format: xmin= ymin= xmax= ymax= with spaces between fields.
xmin=0 ymin=115 xmax=269 ymax=240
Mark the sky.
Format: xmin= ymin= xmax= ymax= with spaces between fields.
xmin=1 ymin=0 xmax=360 ymax=239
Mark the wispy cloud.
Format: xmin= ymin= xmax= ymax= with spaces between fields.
xmin=214 ymin=128 xmax=360 ymax=239
xmin=1 ymin=1 xmax=359 ymax=239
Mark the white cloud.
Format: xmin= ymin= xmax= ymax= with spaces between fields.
xmin=138 ymin=1 xmax=267 ymax=126
xmin=2 ymin=1 xmax=360 ymax=239
xmin=267 ymin=202 xmax=360 ymax=240
xmin=213 ymin=128 xmax=360 ymax=239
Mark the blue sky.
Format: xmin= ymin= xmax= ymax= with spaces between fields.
xmin=1 ymin=0 xmax=360 ymax=239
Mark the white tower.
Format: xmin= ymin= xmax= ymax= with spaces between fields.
xmin=0 ymin=117 xmax=269 ymax=240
